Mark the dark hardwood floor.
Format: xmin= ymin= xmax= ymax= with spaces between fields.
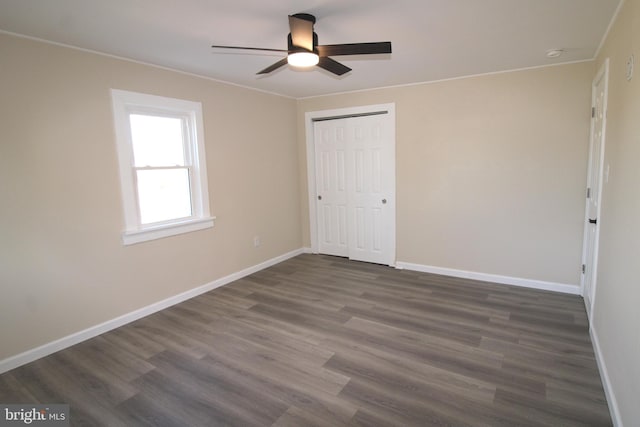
xmin=0 ymin=254 xmax=611 ymax=426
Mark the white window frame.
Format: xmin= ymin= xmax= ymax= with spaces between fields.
xmin=111 ymin=89 xmax=214 ymax=245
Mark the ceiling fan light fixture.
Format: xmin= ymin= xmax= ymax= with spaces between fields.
xmin=213 ymin=13 xmax=391 ymax=76
xmin=287 ymin=51 xmax=319 ymax=68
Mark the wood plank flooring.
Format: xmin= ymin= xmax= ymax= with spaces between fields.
xmin=0 ymin=254 xmax=612 ymax=426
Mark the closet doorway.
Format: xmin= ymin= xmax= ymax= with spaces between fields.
xmin=305 ymin=104 xmax=396 ymax=266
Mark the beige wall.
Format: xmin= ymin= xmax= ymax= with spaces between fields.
xmin=0 ymin=33 xmax=301 ymax=360
xmin=298 ymin=62 xmax=593 ymax=286
xmin=592 ymin=0 xmax=640 ymax=424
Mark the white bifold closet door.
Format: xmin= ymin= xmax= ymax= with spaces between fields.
xmin=314 ymin=113 xmax=395 ymax=266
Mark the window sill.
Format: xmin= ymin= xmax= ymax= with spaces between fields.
xmin=122 ymin=216 xmax=215 ymax=245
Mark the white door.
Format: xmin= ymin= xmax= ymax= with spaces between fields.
xmin=314 ymin=113 xmax=396 ymax=265
xmin=347 ymin=114 xmax=395 ymax=264
xmin=581 ymin=59 xmax=609 ymax=316
xmin=314 ymin=119 xmax=349 ymax=257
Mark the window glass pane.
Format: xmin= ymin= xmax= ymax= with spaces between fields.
xmin=136 ymin=169 xmax=192 ymax=224
xmin=130 ymin=114 xmax=185 ymax=167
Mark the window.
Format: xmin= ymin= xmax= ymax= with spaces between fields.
xmin=111 ymin=89 xmax=213 ymax=245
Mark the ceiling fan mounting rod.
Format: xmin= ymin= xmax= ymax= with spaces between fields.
xmin=290 ymin=13 xmax=316 ymax=24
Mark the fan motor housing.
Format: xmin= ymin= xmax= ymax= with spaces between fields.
xmin=287 ymin=32 xmax=319 ymax=54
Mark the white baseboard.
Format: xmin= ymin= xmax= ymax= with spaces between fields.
xmin=395 ymin=261 xmax=580 ymax=295
xmin=590 ymin=325 xmax=623 ymax=427
xmin=0 ymin=248 xmax=305 ymax=375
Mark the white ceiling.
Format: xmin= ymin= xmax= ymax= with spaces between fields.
xmin=0 ymin=0 xmax=621 ymax=98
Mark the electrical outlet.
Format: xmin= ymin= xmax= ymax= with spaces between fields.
xmin=253 ymin=236 xmax=261 ymax=247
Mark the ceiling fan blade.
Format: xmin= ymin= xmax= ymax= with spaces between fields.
xmin=317 ymin=57 xmax=351 ymax=76
xmin=288 ymin=14 xmax=314 ymax=51
xmin=211 ymin=45 xmax=287 ymax=53
xmin=257 ymin=57 xmax=289 ymax=74
xmin=317 ymin=42 xmax=392 ymax=57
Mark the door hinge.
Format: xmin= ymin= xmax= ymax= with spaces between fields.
xmin=591 ymin=107 xmax=595 ymax=118
xmin=586 ymin=187 xmax=591 ymax=199
xmin=582 ymin=264 xmax=586 ymax=274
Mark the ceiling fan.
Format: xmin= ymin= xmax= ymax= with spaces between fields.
xmin=211 ymin=13 xmax=392 ymax=76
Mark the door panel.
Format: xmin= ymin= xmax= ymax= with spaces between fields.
xmin=355 ymin=207 xmax=366 ymax=250
xmin=372 ymin=208 xmax=382 ymax=252
xmin=347 ymin=115 xmax=394 ymax=264
xmin=315 ymin=120 xmax=349 ymax=257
